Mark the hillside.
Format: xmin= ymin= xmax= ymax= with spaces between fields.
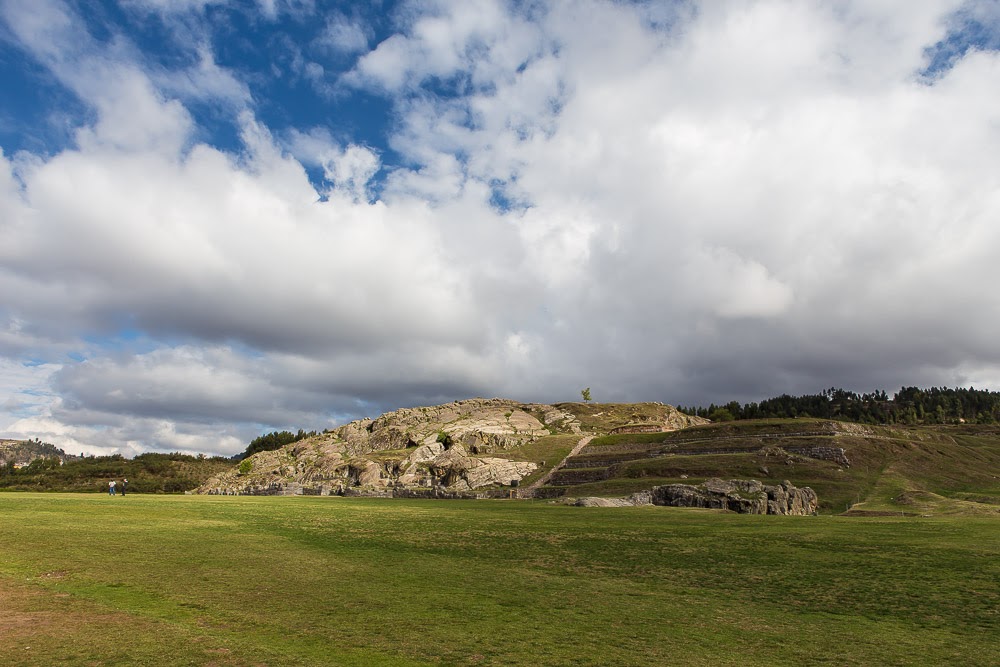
xmin=0 ymin=452 xmax=234 ymax=493
xmin=548 ymin=418 xmax=1000 ymax=515
xmin=0 ymin=438 xmax=78 ymax=467
xmin=199 ymin=400 xmax=1000 ymax=516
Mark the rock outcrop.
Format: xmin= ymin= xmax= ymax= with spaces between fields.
xmin=572 ymin=479 xmax=818 ymax=515
xmin=574 ymin=490 xmax=653 ymax=507
xmin=652 ymin=478 xmax=817 ymax=515
xmin=199 ymin=398 xmax=548 ymax=496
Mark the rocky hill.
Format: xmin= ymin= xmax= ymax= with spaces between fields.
xmin=198 ymin=398 xmax=707 ymax=497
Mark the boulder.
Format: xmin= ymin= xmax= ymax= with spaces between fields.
xmin=573 ymin=490 xmax=653 ymax=507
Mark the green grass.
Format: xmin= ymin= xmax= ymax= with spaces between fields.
xmin=502 ymin=434 xmax=580 ymax=485
xmin=0 ymin=493 xmax=998 ymax=666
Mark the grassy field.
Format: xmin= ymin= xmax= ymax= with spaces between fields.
xmin=0 ymin=494 xmax=997 ymax=666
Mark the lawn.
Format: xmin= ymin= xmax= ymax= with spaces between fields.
xmin=0 ymin=493 xmax=997 ymax=666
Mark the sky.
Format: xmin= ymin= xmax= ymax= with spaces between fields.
xmin=2 ymin=0 xmax=1000 ymax=458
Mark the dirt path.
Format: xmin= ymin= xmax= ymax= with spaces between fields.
xmin=527 ymin=435 xmax=594 ymax=491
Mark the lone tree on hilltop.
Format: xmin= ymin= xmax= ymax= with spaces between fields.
xmin=581 ymin=387 xmax=592 ymax=403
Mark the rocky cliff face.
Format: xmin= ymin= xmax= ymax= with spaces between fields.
xmin=198 ymin=398 xmax=568 ymax=496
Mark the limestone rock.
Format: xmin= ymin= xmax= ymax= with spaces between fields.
xmin=198 ymin=399 xmax=546 ymax=496
xmin=574 ymin=497 xmax=636 ymax=507
xmin=573 ymin=490 xmax=653 ymax=507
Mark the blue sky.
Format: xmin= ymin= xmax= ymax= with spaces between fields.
xmin=2 ymin=0 xmax=1000 ymax=457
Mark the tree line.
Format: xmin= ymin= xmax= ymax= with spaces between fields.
xmin=676 ymin=386 xmax=1000 ymax=425
xmin=235 ymin=429 xmax=318 ymax=460
xmin=0 ymin=452 xmax=233 ymax=493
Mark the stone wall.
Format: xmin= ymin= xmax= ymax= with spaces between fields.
xmin=609 ymin=424 xmax=664 ymax=435
xmin=548 ymin=467 xmax=610 ymax=485
xmin=783 ymin=446 xmax=851 ymax=467
xmin=660 ymin=444 xmax=850 ymax=468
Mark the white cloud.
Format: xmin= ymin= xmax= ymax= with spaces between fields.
xmin=3 ymin=113 xmax=480 ymax=351
xmin=118 ymin=0 xmax=227 ymax=14
xmin=1 ymin=0 xmax=195 ymax=155
xmin=284 ymin=127 xmax=380 ymax=201
xmin=363 ymin=0 xmax=1000 ymax=395
xmin=348 ymin=34 xmax=412 ymax=91
xmin=79 ymin=66 xmax=195 ymax=154
xmin=6 ymin=412 xmax=248 ymax=458
xmin=348 ymin=0 xmax=544 ymax=93
xmin=682 ymin=247 xmax=793 ymax=320
xmin=155 ymin=46 xmax=252 ymax=110
xmin=323 ymin=145 xmax=380 ymax=201
xmin=316 ymin=13 xmax=370 ymax=55
xmin=0 ymin=358 xmax=60 ymax=425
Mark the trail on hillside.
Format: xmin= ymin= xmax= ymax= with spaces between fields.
xmin=527 ymin=435 xmax=594 ymax=491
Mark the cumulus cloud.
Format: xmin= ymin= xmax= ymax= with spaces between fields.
xmin=348 ymin=0 xmax=545 ymax=93
xmin=285 ymin=127 xmax=380 ymax=200
xmin=358 ymin=0 xmax=1000 ymax=399
xmin=2 ymin=0 xmax=1000 ymax=455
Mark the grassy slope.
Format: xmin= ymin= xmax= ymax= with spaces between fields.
xmin=0 ymin=494 xmax=997 ymax=666
xmin=502 ymin=434 xmax=580 ymax=486
xmin=554 ymin=401 xmax=684 ymax=432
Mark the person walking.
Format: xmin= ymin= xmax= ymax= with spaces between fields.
xmin=109 ymin=480 xmax=116 ymax=496
xmin=121 ymin=478 xmax=128 ymax=496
